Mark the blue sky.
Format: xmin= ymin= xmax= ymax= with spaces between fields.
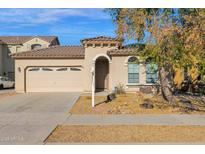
xmin=0 ymin=8 xmax=117 ymax=45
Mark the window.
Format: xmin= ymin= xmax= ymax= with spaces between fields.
xmin=70 ymin=67 xmax=81 ymax=71
xmin=28 ymin=68 xmax=40 ymax=71
xmin=31 ymin=44 xmax=42 ymax=50
xmin=146 ymin=62 xmax=158 ymax=83
xmin=128 ymin=57 xmax=139 ymax=83
xmin=42 ymin=68 xmax=53 ymax=71
xmin=56 ymin=68 xmax=68 ymax=71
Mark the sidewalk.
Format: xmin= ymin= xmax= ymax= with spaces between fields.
xmin=64 ymin=114 xmax=205 ymax=126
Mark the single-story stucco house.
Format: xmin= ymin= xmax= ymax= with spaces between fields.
xmin=12 ymin=36 xmax=188 ymax=93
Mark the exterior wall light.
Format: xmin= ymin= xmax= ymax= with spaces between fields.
xmin=18 ymin=67 xmax=21 ymax=73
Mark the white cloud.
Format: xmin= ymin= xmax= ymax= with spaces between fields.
xmin=0 ymin=8 xmax=115 ymax=43
xmin=0 ymin=8 xmax=111 ymax=25
xmin=49 ymin=25 xmax=114 ymax=36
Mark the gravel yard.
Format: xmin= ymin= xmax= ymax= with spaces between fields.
xmin=70 ymin=93 xmax=205 ymax=114
xmin=46 ymin=124 xmax=205 ymax=143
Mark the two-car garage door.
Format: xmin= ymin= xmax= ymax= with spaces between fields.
xmin=26 ymin=66 xmax=83 ymax=92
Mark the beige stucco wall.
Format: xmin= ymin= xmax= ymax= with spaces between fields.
xmin=83 ymin=46 xmax=117 ymax=92
xmin=110 ymin=56 xmax=149 ymax=92
xmin=15 ymin=55 xmax=158 ymax=93
xmin=2 ymin=37 xmax=53 ymax=80
xmin=15 ymin=59 xmax=84 ymax=93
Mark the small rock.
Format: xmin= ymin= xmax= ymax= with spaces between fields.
xmin=180 ymin=98 xmax=191 ymax=104
xmin=180 ymin=98 xmax=199 ymax=111
xmin=116 ymin=110 xmax=121 ymax=114
xmin=139 ymin=87 xmax=153 ymax=94
xmin=186 ymin=104 xmax=199 ymax=111
xmin=140 ymin=100 xmax=154 ymax=109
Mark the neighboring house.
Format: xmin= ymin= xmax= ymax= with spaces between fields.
xmin=0 ymin=40 xmax=4 ymax=78
xmin=12 ymin=36 xmax=198 ymax=93
xmin=0 ymin=36 xmax=60 ymax=80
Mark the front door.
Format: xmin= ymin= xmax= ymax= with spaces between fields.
xmin=95 ymin=58 xmax=109 ymax=91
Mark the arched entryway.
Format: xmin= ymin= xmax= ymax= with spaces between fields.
xmin=95 ymin=56 xmax=109 ymax=91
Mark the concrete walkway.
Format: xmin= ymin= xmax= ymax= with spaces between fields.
xmin=64 ymin=114 xmax=205 ymax=126
xmin=0 ymin=92 xmax=80 ymax=144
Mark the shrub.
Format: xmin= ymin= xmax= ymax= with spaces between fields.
xmin=115 ymin=83 xmax=125 ymax=94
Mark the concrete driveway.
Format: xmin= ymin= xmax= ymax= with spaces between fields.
xmin=0 ymin=88 xmax=15 ymax=94
xmin=0 ymin=92 xmax=80 ymax=144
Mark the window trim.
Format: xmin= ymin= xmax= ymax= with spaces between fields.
xmin=31 ymin=44 xmax=42 ymax=50
xmin=127 ymin=57 xmax=140 ymax=84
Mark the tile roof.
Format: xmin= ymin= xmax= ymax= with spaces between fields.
xmin=81 ymin=36 xmax=122 ymax=43
xmin=0 ymin=36 xmax=58 ymax=44
xmin=12 ymin=46 xmax=85 ymax=59
xmin=107 ymin=44 xmax=145 ymax=56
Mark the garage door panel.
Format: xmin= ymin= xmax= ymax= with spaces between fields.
xmin=26 ymin=67 xmax=83 ymax=92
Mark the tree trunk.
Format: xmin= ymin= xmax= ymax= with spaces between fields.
xmin=158 ymin=65 xmax=176 ymax=105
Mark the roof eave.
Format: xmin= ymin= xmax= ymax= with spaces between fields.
xmin=12 ymin=56 xmax=85 ymax=60
xmin=108 ymin=53 xmax=139 ymax=56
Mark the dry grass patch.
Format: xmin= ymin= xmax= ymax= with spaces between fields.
xmin=70 ymin=93 xmax=205 ymax=114
xmin=46 ymin=125 xmax=205 ymax=143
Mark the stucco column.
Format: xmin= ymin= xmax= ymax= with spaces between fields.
xmin=108 ymin=61 xmax=112 ymax=92
xmin=91 ymin=63 xmax=95 ymax=107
